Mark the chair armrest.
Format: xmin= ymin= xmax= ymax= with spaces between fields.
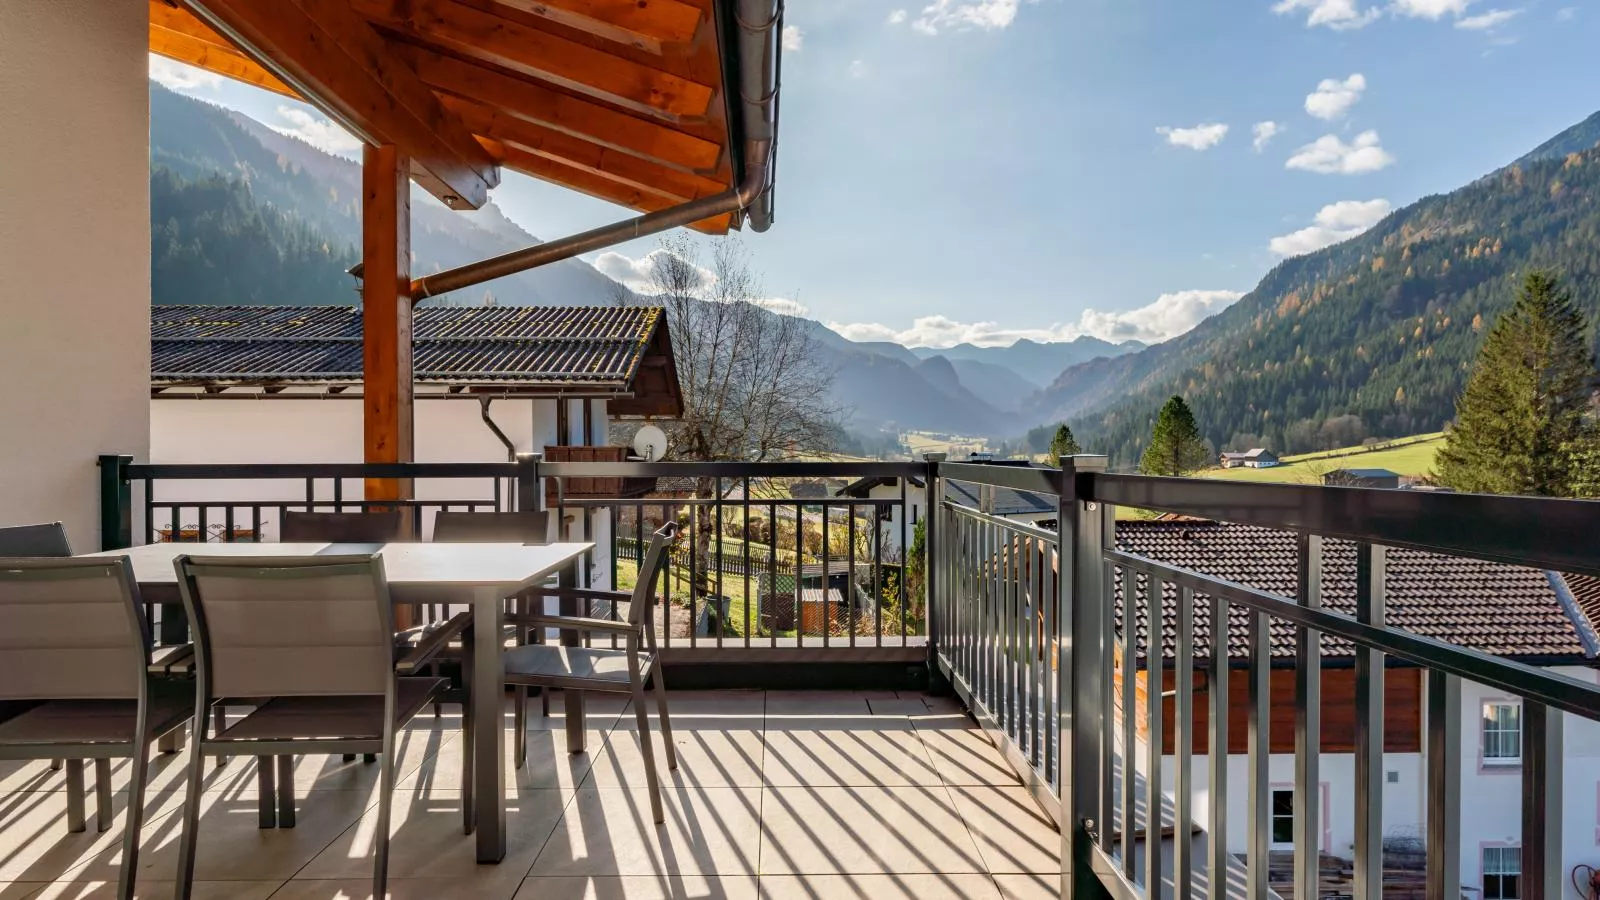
xmin=395 ymin=611 xmax=472 ymax=674
xmin=149 ymin=644 xmax=195 ymax=677
xmin=527 ymin=586 xmax=630 ymax=605
xmin=505 ymin=613 xmax=640 ymax=635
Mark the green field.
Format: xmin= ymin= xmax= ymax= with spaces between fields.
xmin=1199 ymin=433 xmax=1446 ymax=484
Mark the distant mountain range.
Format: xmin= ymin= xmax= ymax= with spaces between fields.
xmin=146 ymin=83 xmax=1147 ymax=438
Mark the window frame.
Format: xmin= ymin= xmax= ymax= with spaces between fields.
xmin=1481 ymin=700 xmax=1523 ymax=768
xmin=1481 ymin=844 xmax=1521 ymax=900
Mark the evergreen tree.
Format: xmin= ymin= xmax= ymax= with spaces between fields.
xmin=1048 ymin=423 xmax=1082 ymax=460
xmin=1567 ymin=435 xmax=1600 ymax=499
xmin=1139 ymin=396 xmax=1210 ymax=476
xmin=1435 ymin=272 xmax=1596 ymax=496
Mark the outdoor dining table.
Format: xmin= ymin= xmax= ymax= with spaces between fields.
xmin=84 ymin=539 xmax=594 ymax=863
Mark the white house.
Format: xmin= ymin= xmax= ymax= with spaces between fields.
xmin=837 ymin=460 xmax=1059 ymax=557
xmin=1118 ymin=519 xmax=1600 ymax=896
xmin=1219 ymin=448 xmax=1281 ymax=469
xmin=146 ymin=304 xmax=685 ymax=590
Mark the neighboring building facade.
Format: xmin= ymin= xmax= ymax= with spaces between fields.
xmin=835 ymin=476 xmax=926 ymax=556
xmin=1324 ymin=467 xmax=1402 ymax=488
xmin=146 ymin=304 xmax=684 ymax=590
xmin=1116 ymin=520 xmax=1600 ymax=894
xmin=1219 ymin=448 xmax=1281 ymax=468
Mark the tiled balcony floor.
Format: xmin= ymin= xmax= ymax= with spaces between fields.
xmin=0 ymin=691 xmax=1060 ymax=899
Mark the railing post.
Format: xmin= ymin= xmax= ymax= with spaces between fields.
xmin=924 ymin=453 xmax=948 ymax=693
xmin=1522 ymin=702 xmax=1563 ymax=900
xmin=1059 ymin=454 xmax=1110 ymax=900
xmin=97 ymin=454 xmax=133 ymax=551
xmin=515 ymin=452 xmax=543 ymax=514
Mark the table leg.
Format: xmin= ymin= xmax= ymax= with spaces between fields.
xmin=559 ymin=558 xmax=586 ymax=754
xmin=472 ymin=586 xmax=506 ymax=863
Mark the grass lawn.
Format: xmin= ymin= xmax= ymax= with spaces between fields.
xmin=1198 ymin=433 xmax=1446 ymax=484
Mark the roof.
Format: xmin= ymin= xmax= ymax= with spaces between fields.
xmin=1222 ymin=448 xmax=1276 ymax=460
xmin=149 ymin=0 xmax=774 ymax=233
xmin=1333 ymin=468 xmax=1401 ymax=479
xmin=150 ymin=304 xmax=683 ymax=416
xmin=945 ymin=463 xmax=1055 ymax=518
xmin=1114 ymin=520 xmax=1598 ymax=664
xmin=837 ymin=476 xmax=925 ymax=497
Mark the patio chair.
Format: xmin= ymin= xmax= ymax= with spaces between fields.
xmin=503 ymin=522 xmax=679 ymax=823
xmin=172 ymin=553 xmax=470 ymax=900
xmin=0 ymin=556 xmax=194 ymax=900
xmin=0 ymin=521 xmax=72 ymax=556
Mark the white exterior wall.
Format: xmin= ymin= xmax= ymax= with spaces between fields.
xmin=1158 ymin=664 xmax=1600 ymax=895
xmin=149 ymin=396 xmax=616 ymax=586
xmin=0 ymin=2 xmax=150 ymax=551
xmin=866 ymin=482 xmax=927 ymax=557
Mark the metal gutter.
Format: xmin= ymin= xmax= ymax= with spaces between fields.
xmin=1546 ymin=571 xmax=1600 ymax=658
xmin=409 ymin=0 xmax=782 ymax=301
xmin=479 ymin=397 xmax=518 ymax=462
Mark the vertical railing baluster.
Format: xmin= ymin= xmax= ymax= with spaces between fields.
xmin=1354 ymin=542 xmax=1386 ymax=900
xmin=1146 ymin=573 xmax=1165 ymax=900
xmin=1425 ymin=669 xmax=1460 ymax=900
xmin=847 ymin=499 xmax=857 ymax=648
xmin=1246 ymin=609 xmax=1270 ymax=900
xmin=1294 ymin=534 xmax=1322 ymax=900
xmin=1059 ymin=455 xmax=1110 ymax=900
xmin=1121 ymin=564 xmax=1137 ymax=878
xmin=1023 ymin=533 xmax=1038 ymax=763
xmin=1174 ymin=585 xmax=1194 ymax=900
xmin=743 ymin=477 xmax=752 ymax=647
xmin=1522 ymin=701 xmax=1563 ymax=900
xmin=1099 ymin=499 xmax=1116 ymax=845
xmin=715 ymin=477 xmax=724 ymax=648
xmin=1207 ymin=593 xmax=1229 ymax=900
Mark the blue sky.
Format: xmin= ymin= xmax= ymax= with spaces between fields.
xmin=150 ymin=0 xmax=1600 ymax=347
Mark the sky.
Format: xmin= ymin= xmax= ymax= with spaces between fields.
xmin=149 ymin=0 xmax=1600 ymax=348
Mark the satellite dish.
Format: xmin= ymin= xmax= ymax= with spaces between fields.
xmin=632 ymin=424 xmax=668 ymax=461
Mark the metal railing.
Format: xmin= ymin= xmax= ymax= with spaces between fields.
xmin=931 ymin=455 xmax=1600 ymax=900
xmin=98 ymin=453 xmax=930 ymax=665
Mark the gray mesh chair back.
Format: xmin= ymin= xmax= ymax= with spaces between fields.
xmin=0 ymin=557 xmax=147 ymax=700
xmin=280 ymin=510 xmax=405 ymax=543
xmin=625 ymin=523 xmax=674 ymax=629
xmin=176 ymin=555 xmax=394 ymax=698
xmin=0 ymin=557 xmax=184 ymax=900
xmin=0 ymin=522 xmax=72 ymax=556
xmin=431 ymin=510 xmax=549 ymax=543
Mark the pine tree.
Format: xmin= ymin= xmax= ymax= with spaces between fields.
xmin=1139 ymin=396 xmax=1210 ymax=476
xmin=1435 ymin=272 xmax=1596 ymax=496
xmin=1049 ymin=423 xmax=1082 ymax=460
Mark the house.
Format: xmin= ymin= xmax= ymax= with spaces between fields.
xmin=1324 ymin=467 xmax=1402 ymax=488
xmin=147 ymin=304 xmax=685 ymax=587
xmin=1219 ymin=448 xmax=1280 ymax=468
xmin=835 ymin=475 xmax=927 ymax=556
xmin=944 ymin=460 xmax=1058 ymax=528
xmin=1115 ymin=519 xmax=1600 ymax=894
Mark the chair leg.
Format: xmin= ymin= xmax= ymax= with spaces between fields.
xmin=256 ymin=756 xmax=276 ymax=829
xmin=117 ymin=743 xmax=151 ymax=900
xmin=461 ymin=698 xmax=475 ymax=836
xmin=343 ymin=754 xmax=356 ymax=762
xmin=650 ymin=664 xmax=677 ymax=771
xmin=64 ymin=759 xmax=87 ymax=833
xmin=630 ymin=676 xmax=664 ymax=825
xmin=50 ymin=759 xmax=62 ymax=771
xmin=372 ymin=745 xmax=398 ymax=900
xmin=276 ymin=756 xmax=296 ymax=828
xmin=94 ymin=757 xmax=115 ymax=832
xmin=213 ymin=707 xmax=227 ymax=768
xmin=174 ymin=736 xmax=207 ymax=900
xmin=363 ymin=753 xmax=377 ymax=764
xmin=514 ymin=686 xmax=527 ymax=769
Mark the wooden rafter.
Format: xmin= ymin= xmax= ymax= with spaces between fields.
xmin=184 ymin=0 xmax=500 ymax=209
xmin=150 ymin=1 xmax=300 ymax=98
xmin=412 ymin=50 xmax=723 ymax=174
xmin=351 ymin=0 xmax=715 ymax=120
xmin=488 ymin=142 xmax=730 ymax=234
xmin=483 ymin=0 xmax=703 ymax=55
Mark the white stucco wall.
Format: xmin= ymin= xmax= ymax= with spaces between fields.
xmin=0 ymin=2 xmax=150 ymax=551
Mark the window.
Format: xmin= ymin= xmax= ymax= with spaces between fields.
xmin=1483 ymin=846 xmax=1520 ymax=900
xmin=1483 ymin=703 xmax=1522 ymax=764
xmin=1271 ymin=789 xmax=1294 ymax=846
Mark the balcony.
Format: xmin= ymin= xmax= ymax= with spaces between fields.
xmin=4 ymin=455 xmax=1600 ymax=899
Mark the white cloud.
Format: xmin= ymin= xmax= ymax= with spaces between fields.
xmin=269 ymin=106 xmax=362 ymax=157
xmin=849 ymin=59 xmax=869 ymax=78
xmin=1304 ymin=73 xmax=1367 ymax=121
xmin=1456 ymin=7 xmax=1521 ymax=28
xmin=1557 ymin=6 xmax=1577 ymax=21
xmin=781 ymin=25 xmax=804 ymax=50
xmin=828 ymin=290 xmax=1244 ymax=348
xmin=149 ymin=55 xmax=223 ymax=92
xmin=1252 ymin=121 xmax=1284 ymax=152
xmin=907 ymin=0 xmax=1035 ymax=35
xmin=1272 ymin=0 xmax=1382 ymax=30
xmin=1389 ymin=0 xmax=1473 ymax=19
xmin=594 ymin=249 xmax=716 ymax=294
xmin=751 ymin=298 xmax=811 ymax=317
xmin=1285 ymin=130 xmax=1396 ymax=174
xmin=887 ymin=8 xmax=909 ymax=23
xmin=1269 ymin=199 xmax=1393 ymax=256
xmin=1157 ymin=123 xmax=1230 ymax=151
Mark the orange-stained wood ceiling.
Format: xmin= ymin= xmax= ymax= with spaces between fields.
xmin=149 ymin=0 xmax=736 ymax=234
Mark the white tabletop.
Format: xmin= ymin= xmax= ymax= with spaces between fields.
xmin=86 ymin=541 xmax=593 ymax=592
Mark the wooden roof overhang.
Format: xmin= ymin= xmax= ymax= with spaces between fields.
xmin=149 ymin=0 xmax=759 ymax=235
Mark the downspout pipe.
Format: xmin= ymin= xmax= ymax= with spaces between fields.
xmin=410 ymin=0 xmax=782 ymax=302
xmin=479 ymin=396 xmax=518 ymax=462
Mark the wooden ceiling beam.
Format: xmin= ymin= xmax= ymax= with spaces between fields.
xmin=484 ymin=0 xmax=703 ymax=55
xmin=411 ymin=50 xmax=723 ymax=174
xmin=149 ymin=1 xmax=231 ymax=49
xmin=150 ymin=26 xmax=300 ymax=99
xmin=183 ymin=0 xmax=499 ymax=209
xmin=490 ymin=142 xmax=730 ymax=234
xmin=351 ymin=0 xmax=714 ymax=120
xmin=443 ymin=97 xmax=727 ymax=202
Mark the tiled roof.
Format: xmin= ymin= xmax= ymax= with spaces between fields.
xmin=151 ymin=305 xmax=663 ymax=389
xmin=945 ymin=463 xmax=1055 ymax=518
xmin=1114 ymin=520 xmax=1596 ymax=663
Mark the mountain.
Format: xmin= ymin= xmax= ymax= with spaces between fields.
xmin=944 ymin=358 xmax=1039 ymax=413
xmin=1515 ymin=110 xmax=1600 ymax=167
xmin=149 ymin=83 xmax=618 ymax=306
xmin=1031 ymin=111 xmax=1600 ymax=467
xmin=910 ymin=337 xmax=1144 ymax=387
